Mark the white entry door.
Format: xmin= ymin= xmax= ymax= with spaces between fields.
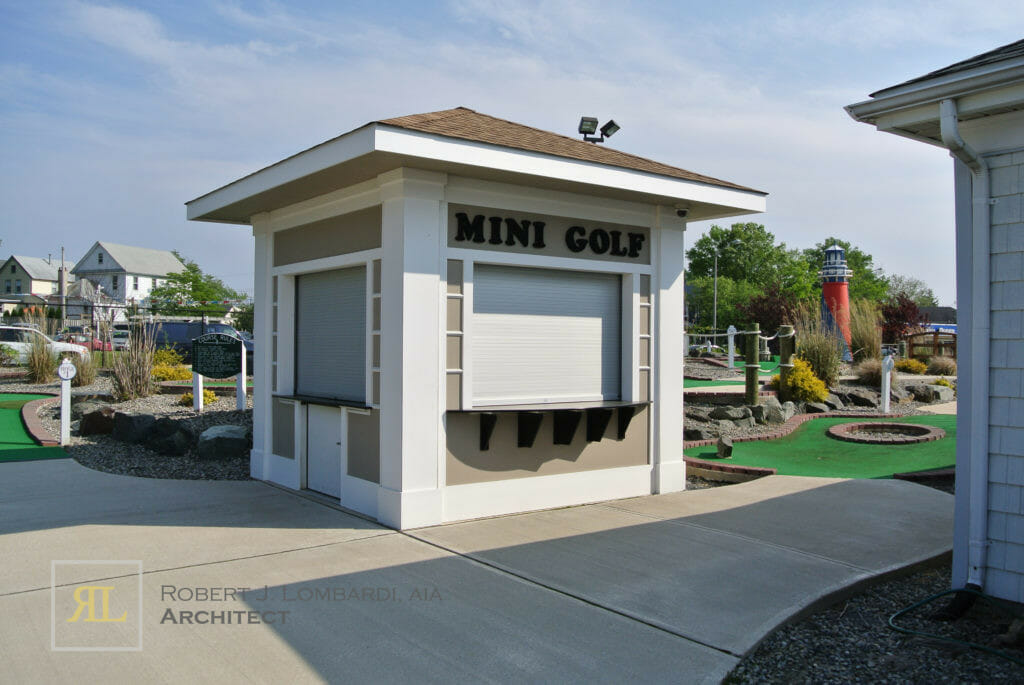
xmin=306 ymin=405 xmax=342 ymax=498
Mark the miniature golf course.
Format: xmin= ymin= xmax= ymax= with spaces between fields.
xmin=683 ymin=378 xmax=749 ymax=388
xmin=0 ymin=394 xmax=67 ymax=463
xmin=685 ymin=414 xmax=956 ymax=479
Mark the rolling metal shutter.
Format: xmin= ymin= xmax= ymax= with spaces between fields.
xmin=472 ymin=264 xmax=621 ymax=405
xmin=295 ymin=266 xmax=366 ymax=401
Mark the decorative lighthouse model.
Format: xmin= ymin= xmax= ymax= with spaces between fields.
xmin=820 ymin=244 xmax=853 ymax=362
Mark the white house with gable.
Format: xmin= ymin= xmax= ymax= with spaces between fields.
xmin=848 ymin=39 xmax=1024 ymax=604
xmin=72 ymin=242 xmax=184 ymax=305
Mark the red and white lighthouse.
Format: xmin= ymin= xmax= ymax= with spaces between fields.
xmin=820 ymin=244 xmax=853 ymax=362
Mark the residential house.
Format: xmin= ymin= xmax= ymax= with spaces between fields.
xmin=847 ymin=39 xmax=1024 ymax=603
xmin=1 ymin=255 xmax=71 ymax=297
xmin=71 ymin=242 xmax=184 ymax=305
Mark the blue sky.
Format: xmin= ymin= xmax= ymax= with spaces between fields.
xmin=2 ymin=1 xmax=1022 ymax=304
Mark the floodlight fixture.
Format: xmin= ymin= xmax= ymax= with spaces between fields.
xmin=578 ymin=116 xmax=621 ymax=143
xmin=578 ymin=117 xmax=599 ymax=135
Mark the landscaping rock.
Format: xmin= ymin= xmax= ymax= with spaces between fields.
xmin=716 ymin=436 xmax=733 ymax=458
xmin=684 ymin=407 xmax=712 ymax=422
xmin=684 ymin=427 xmax=714 ymax=441
xmin=763 ymin=396 xmax=788 ymax=424
xmin=839 ymin=387 xmax=879 ymax=408
xmin=908 ymin=384 xmax=955 ymax=403
xmin=152 ymin=417 xmax=180 ymax=438
xmin=709 ymin=406 xmax=750 ymax=421
xmin=197 ymin=425 xmax=250 ymax=461
xmin=750 ymin=405 xmax=767 ymax=424
xmin=782 ymin=401 xmax=797 ymax=421
xmin=71 ymin=399 xmax=111 ymax=421
xmin=733 ymin=416 xmax=756 ymax=428
xmin=150 ymin=430 xmax=192 ymax=456
xmin=890 ymin=385 xmax=912 ymax=403
xmin=805 ymin=402 xmax=829 ymax=414
xmin=824 ymin=393 xmax=845 ymax=410
xmin=717 ymin=419 xmax=735 ymax=432
xmin=79 ymin=407 xmax=115 ymax=436
xmin=113 ymin=412 xmax=156 ymax=444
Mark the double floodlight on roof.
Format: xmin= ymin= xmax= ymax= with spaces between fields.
xmin=578 ymin=117 xmax=620 ymax=144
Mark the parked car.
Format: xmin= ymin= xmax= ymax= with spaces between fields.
xmin=88 ymin=337 xmax=113 ymax=352
xmin=111 ymin=330 xmax=131 ymax=351
xmin=0 ymin=325 xmax=89 ymax=363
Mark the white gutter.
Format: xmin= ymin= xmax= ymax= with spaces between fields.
xmin=939 ymin=98 xmax=990 ymax=589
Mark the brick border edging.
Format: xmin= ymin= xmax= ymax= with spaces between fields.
xmin=827 ymin=421 xmax=946 ymax=445
xmin=684 ymin=456 xmax=777 ymax=477
xmin=683 ymin=410 xmax=901 ymax=449
xmin=12 ymin=393 xmax=60 ymax=447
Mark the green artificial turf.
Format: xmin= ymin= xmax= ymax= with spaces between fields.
xmin=683 ymin=379 xmax=749 ymax=388
xmin=0 ymin=393 xmax=69 ymax=463
xmin=684 ymin=414 xmax=956 ymax=479
xmin=732 ymin=355 xmax=781 ymax=372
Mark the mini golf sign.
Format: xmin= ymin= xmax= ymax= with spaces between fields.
xmin=192 ymin=333 xmax=243 ymax=379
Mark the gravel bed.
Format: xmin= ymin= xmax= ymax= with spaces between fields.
xmin=729 ymin=562 xmax=1024 ymax=683
xmin=2 ymin=375 xmax=253 ymax=481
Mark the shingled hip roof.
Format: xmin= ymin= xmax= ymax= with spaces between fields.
xmin=378 ymin=108 xmax=761 ymax=194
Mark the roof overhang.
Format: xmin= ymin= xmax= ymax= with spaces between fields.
xmin=186 ymin=124 xmax=766 ymax=225
xmin=845 ymin=57 xmax=1024 ymax=145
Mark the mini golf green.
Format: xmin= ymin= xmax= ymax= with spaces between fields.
xmin=683 ymin=378 xmax=749 ymax=388
xmin=685 ymin=414 xmax=956 ymax=479
xmin=0 ymin=394 xmax=68 ymax=463
xmin=732 ymin=355 xmax=781 ymax=373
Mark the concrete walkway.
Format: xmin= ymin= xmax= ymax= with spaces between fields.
xmin=1 ymin=460 xmax=953 ymax=684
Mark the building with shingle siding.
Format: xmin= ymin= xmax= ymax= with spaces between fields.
xmin=848 ymin=39 xmax=1024 ymax=604
xmin=71 ymin=242 xmax=184 ymax=305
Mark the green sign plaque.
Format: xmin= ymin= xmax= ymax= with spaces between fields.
xmin=192 ymin=333 xmax=243 ymax=379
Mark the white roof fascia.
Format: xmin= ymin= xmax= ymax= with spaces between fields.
xmin=372 ymin=126 xmax=766 ymax=214
xmin=846 ymin=61 xmax=1024 ymax=125
xmin=185 ymin=125 xmax=377 ymax=222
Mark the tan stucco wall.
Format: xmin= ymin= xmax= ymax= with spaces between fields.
xmin=273 ymin=205 xmax=382 ymax=266
xmin=446 ymin=407 xmax=648 ymax=485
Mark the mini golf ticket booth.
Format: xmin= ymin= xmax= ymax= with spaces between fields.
xmin=187 ymin=108 xmax=765 ymax=528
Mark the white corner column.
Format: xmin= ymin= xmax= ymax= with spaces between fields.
xmin=251 ymin=212 xmax=272 ymax=480
xmin=652 ymin=208 xmax=686 ymax=493
xmin=377 ymin=169 xmax=446 ymax=529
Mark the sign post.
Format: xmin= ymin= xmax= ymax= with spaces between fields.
xmin=192 ymin=333 xmax=245 ymax=412
xmin=881 ymin=353 xmax=895 ymax=413
xmin=57 ymin=358 xmax=77 ymax=446
xmin=727 ymin=325 xmax=737 ymax=369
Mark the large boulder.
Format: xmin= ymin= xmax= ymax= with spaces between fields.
xmin=79 ymin=407 xmax=115 ymax=436
xmin=113 ymin=413 xmax=156 ymax=444
xmin=716 ymin=436 xmax=733 ymax=458
xmin=684 ymin=427 xmax=714 ymax=441
xmin=197 ymin=425 xmax=250 ymax=461
xmin=750 ymin=404 xmax=767 ymax=424
xmin=838 ymin=387 xmax=879 ymax=408
xmin=782 ymin=401 xmax=797 ymax=421
xmin=150 ymin=430 xmax=193 ymax=456
xmin=824 ymin=393 xmax=845 ymax=410
xmin=806 ymin=402 xmax=829 ymax=414
xmin=763 ymin=396 xmax=788 ymax=424
xmin=709 ymin=406 xmax=751 ymax=421
xmin=733 ymin=416 xmax=756 ymax=428
xmin=890 ymin=385 xmax=912 ymax=403
xmin=908 ymin=384 xmax=955 ymax=403
xmin=71 ymin=400 xmax=111 ymax=421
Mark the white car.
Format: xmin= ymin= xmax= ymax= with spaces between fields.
xmin=0 ymin=325 xmax=90 ymax=364
xmin=111 ymin=330 xmax=131 ymax=351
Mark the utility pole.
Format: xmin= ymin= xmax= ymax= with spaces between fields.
xmin=60 ymin=246 xmax=67 ymax=326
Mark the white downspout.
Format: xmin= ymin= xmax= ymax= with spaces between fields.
xmin=939 ymin=98 xmax=990 ymax=589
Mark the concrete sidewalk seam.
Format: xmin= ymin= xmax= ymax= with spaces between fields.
xmin=401 ymin=529 xmax=744 ymax=659
xmin=1 ymin=529 xmax=396 ymax=598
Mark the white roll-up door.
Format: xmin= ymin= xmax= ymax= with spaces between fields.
xmin=472 ymin=264 xmax=621 ymax=405
xmin=295 ymin=266 xmax=366 ymax=402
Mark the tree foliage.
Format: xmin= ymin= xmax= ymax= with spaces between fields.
xmin=880 ymin=294 xmax=925 ymax=343
xmin=686 ymin=223 xmax=793 ymax=287
xmin=887 ymin=274 xmax=938 ymax=307
xmin=148 ymin=252 xmax=244 ymax=315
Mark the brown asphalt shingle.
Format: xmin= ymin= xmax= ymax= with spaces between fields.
xmin=378 ymin=107 xmax=762 ymax=194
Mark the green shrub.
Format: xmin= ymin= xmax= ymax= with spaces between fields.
xmin=927 ymin=356 xmax=957 ymax=375
xmin=153 ymin=347 xmax=184 ymax=366
xmin=152 ymin=364 xmax=193 ymax=382
xmin=0 ymin=343 xmax=17 ymax=366
xmin=895 ymin=358 xmax=927 ymax=375
xmin=855 ymin=358 xmax=883 ymax=386
xmin=71 ymin=354 xmax=97 ymax=387
xmin=179 ymin=389 xmax=217 ymax=406
xmin=779 ymin=358 xmax=829 ymax=403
